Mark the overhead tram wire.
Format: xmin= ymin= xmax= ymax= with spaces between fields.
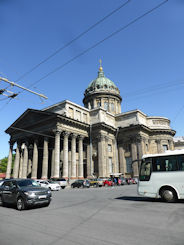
xmin=0 ymin=98 xmax=12 ymax=112
xmin=14 ymin=0 xmax=131 ymax=83
xmin=18 ymin=0 xmax=168 ymax=92
xmin=122 ymin=79 xmax=184 ymax=99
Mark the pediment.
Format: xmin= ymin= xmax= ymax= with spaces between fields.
xmin=5 ymin=109 xmax=56 ymax=134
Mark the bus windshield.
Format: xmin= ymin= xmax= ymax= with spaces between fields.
xmin=139 ymin=158 xmax=152 ymax=181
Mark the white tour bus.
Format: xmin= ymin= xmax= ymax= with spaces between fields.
xmin=138 ymin=149 xmax=184 ymax=202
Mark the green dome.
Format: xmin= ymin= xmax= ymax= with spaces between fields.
xmin=84 ymin=67 xmax=120 ymax=96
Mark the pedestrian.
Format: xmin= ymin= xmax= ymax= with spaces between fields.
xmin=118 ymin=178 xmax=121 ymax=186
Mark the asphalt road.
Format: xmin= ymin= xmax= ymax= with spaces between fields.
xmin=0 ymin=185 xmax=184 ymax=245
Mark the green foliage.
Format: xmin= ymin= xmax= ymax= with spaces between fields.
xmin=0 ymin=155 xmax=15 ymax=173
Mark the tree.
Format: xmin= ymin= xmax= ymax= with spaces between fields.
xmin=0 ymin=155 xmax=15 ymax=173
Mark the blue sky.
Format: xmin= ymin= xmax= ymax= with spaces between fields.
xmin=0 ymin=0 xmax=184 ymax=159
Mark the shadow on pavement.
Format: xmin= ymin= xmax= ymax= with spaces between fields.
xmin=115 ymin=196 xmax=161 ymax=202
xmin=115 ymin=196 xmax=184 ymax=203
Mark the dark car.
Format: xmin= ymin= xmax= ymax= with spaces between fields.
xmin=0 ymin=179 xmax=52 ymax=211
xmin=71 ymin=180 xmax=90 ymax=188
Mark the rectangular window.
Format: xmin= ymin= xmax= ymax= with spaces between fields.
xmin=69 ymin=107 xmax=74 ymax=118
xmin=178 ymin=155 xmax=184 ymax=171
xmin=97 ymin=100 xmax=101 ymax=107
xmin=104 ymin=102 xmax=108 ymax=110
xmin=108 ymin=144 xmax=112 ymax=152
xmin=163 ymin=145 xmax=168 ymax=152
xmin=152 ymin=156 xmax=178 ymax=172
xmin=111 ymin=103 xmax=114 ymax=112
xmin=139 ymin=158 xmax=152 ymax=181
xmin=126 ymin=157 xmax=132 ymax=173
xmin=83 ymin=113 xmax=87 ymax=123
xmin=109 ymin=157 xmax=113 ymax=173
xmin=76 ymin=110 xmax=81 ymax=121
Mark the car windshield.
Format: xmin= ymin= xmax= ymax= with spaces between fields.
xmin=48 ymin=180 xmax=56 ymax=184
xmin=17 ymin=179 xmax=40 ymax=187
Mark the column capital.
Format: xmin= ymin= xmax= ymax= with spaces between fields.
xmin=63 ymin=131 xmax=70 ymax=137
xmin=97 ymin=134 xmax=106 ymax=141
xmin=8 ymin=141 xmax=14 ymax=147
xmin=155 ymin=139 xmax=161 ymax=144
xmin=53 ymin=129 xmax=62 ymax=135
xmin=78 ymin=135 xmax=85 ymax=140
xmin=71 ymin=133 xmax=78 ymax=139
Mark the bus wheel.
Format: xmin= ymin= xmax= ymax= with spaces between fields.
xmin=160 ymin=188 xmax=177 ymax=203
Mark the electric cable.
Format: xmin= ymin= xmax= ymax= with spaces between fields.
xmin=19 ymin=0 xmax=168 ymax=91
xmin=0 ymin=98 xmax=12 ymax=111
xmin=14 ymin=0 xmax=131 ymax=83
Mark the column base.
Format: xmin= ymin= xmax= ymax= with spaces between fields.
xmin=87 ymin=175 xmax=93 ymax=179
xmin=70 ymin=177 xmax=77 ymax=180
xmin=62 ymin=177 xmax=69 ymax=180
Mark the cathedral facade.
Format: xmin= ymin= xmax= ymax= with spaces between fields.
xmin=5 ymin=64 xmax=176 ymax=180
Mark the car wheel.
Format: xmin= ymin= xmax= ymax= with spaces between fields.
xmin=0 ymin=195 xmax=4 ymax=206
xmin=160 ymin=188 xmax=177 ymax=203
xmin=44 ymin=201 xmax=50 ymax=207
xmin=17 ymin=197 xmax=26 ymax=211
xmin=61 ymin=186 xmax=65 ymax=189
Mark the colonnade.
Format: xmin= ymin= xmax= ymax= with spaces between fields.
xmin=6 ymin=131 xmax=88 ymax=180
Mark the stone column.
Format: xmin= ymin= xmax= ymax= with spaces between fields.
xmin=51 ymin=148 xmax=55 ymax=178
xmin=41 ymin=137 xmax=49 ymax=179
xmin=53 ymin=130 xmax=61 ymax=178
xmin=131 ymin=140 xmax=139 ymax=177
xmin=137 ymin=137 xmax=144 ymax=170
xmin=105 ymin=137 xmax=109 ymax=176
xmin=112 ymin=138 xmax=119 ymax=173
xmin=31 ymin=139 xmax=38 ymax=179
xmin=6 ymin=141 xmax=14 ymax=179
xmin=22 ymin=141 xmax=28 ymax=179
xmin=13 ymin=142 xmax=20 ymax=178
xmin=118 ymin=144 xmax=126 ymax=175
xmin=63 ymin=132 xmax=69 ymax=178
xmin=98 ymin=135 xmax=106 ymax=177
xmin=19 ymin=147 xmax=23 ymax=178
xmin=78 ymin=136 xmax=84 ymax=179
xmin=27 ymin=145 xmax=33 ymax=177
xmin=156 ymin=139 xmax=162 ymax=153
xmin=71 ymin=134 xmax=77 ymax=178
xmin=168 ymin=139 xmax=174 ymax=150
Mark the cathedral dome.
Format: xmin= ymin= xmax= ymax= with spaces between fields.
xmin=83 ymin=62 xmax=122 ymax=114
xmin=84 ymin=64 xmax=120 ymax=96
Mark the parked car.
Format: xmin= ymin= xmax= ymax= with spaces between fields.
xmin=51 ymin=178 xmax=67 ymax=189
xmin=103 ymin=178 xmax=113 ymax=187
xmin=36 ymin=180 xmax=61 ymax=191
xmin=0 ymin=179 xmax=52 ymax=210
xmin=0 ymin=180 xmax=4 ymax=186
xmin=71 ymin=180 xmax=90 ymax=188
xmin=89 ymin=178 xmax=103 ymax=187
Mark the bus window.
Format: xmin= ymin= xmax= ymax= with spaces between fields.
xmin=178 ymin=155 xmax=184 ymax=171
xmin=153 ymin=156 xmax=178 ymax=172
xmin=139 ymin=158 xmax=151 ymax=181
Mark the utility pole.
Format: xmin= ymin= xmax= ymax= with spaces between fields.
xmin=0 ymin=77 xmax=48 ymax=99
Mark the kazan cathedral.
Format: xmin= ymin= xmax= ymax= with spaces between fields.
xmin=5 ymin=63 xmax=175 ymax=180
